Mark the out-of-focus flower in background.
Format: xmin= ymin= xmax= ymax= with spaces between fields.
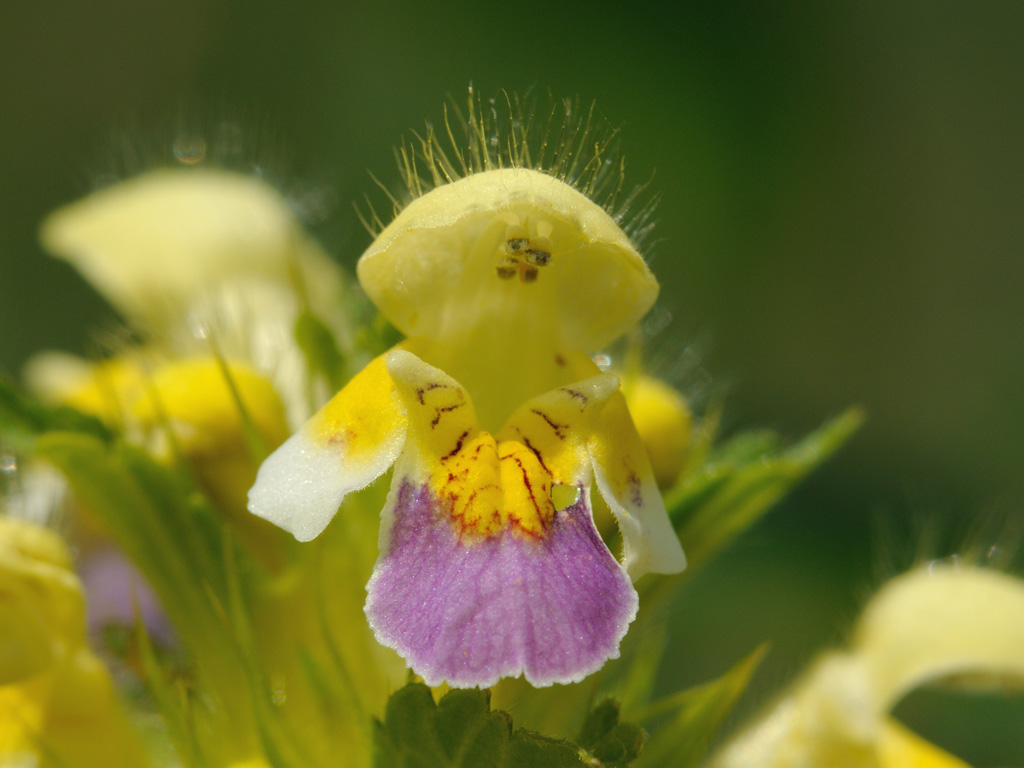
xmin=707 ymin=564 xmax=1024 ymax=768
xmin=0 ymin=516 xmax=147 ymax=767
xmin=34 ymin=168 xmax=359 ymax=429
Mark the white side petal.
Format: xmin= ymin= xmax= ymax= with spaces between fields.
xmin=591 ymin=458 xmax=686 ymax=580
xmin=588 ymin=391 xmax=686 ymax=580
xmin=247 ymin=424 xmax=404 ymax=542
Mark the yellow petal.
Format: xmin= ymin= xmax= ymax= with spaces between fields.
xmin=0 ymin=570 xmax=57 ymax=684
xmin=130 ymin=357 xmax=289 ymax=456
xmin=852 ymin=565 xmax=1024 ymax=710
xmin=0 ymin=520 xmax=147 ymax=767
xmin=385 ymin=348 xmax=479 ymax=473
xmin=0 ymin=683 xmax=44 ymax=759
xmin=248 ymin=353 xmax=406 ymax=541
xmin=878 ymin=719 xmax=971 ymax=768
xmin=357 ymin=168 xmax=658 ymax=354
xmin=387 ymin=349 xmax=629 ymax=541
xmin=709 ymin=567 xmax=1024 ymax=768
xmin=24 ymin=352 xmax=148 ymax=428
xmin=40 ymin=168 xmax=341 ymax=329
xmin=0 ymin=519 xmax=83 ymax=684
xmin=498 ymin=371 xmax=620 ymax=485
xmin=384 ymin=349 xmax=516 ymax=539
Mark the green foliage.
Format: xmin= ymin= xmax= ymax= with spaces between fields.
xmin=667 ymin=407 xmax=864 ymax=572
xmin=36 ymin=432 xmax=230 ymax=616
xmin=374 ymin=684 xmax=645 ymax=768
xmin=577 ymin=699 xmax=645 ymax=767
xmin=32 ymin=430 xmax=270 ymax=760
xmin=294 ymin=310 xmax=349 ymax=394
xmin=634 ymin=646 xmax=766 ymax=768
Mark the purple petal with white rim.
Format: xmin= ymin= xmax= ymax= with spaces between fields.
xmin=364 ymin=479 xmax=638 ymax=688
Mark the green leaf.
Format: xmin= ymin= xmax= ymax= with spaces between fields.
xmin=294 ymin=310 xmax=348 ymax=393
xmin=505 ymin=734 xmax=585 ymax=768
xmin=373 ymin=683 xmax=595 ymax=768
xmin=634 ymin=645 xmax=766 ymax=768
xmin=577 ymin=699 xmax=645 ymax=768
xmin=667 ymin=407 xmax=863 ymax=572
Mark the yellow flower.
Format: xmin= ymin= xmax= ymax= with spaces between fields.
xmin=38 ymin=168 xmax=353 ymax=428
xmin=708 ymin=565 xmax=1024 ymax=768
xmin=29 ymin=352 xmax=288 ymax=525
xmin=0 ymin=517 xmax=147 ymax=767
xmin=40 ymin=169 xmax=340 ymax=334
xmin=250 ymin=161 xmax=686 ymax=688
xmin=32 ymin=165 xmax=397 ymax=764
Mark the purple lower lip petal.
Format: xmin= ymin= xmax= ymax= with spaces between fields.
xmin=365 ymin=478 xmax=638 ymax=688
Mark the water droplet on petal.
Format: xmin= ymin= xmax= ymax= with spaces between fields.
xmin=592 ymin=353 xmax=612 ymax=371
xmin=551 ymin=483 xmax=581 ymax=511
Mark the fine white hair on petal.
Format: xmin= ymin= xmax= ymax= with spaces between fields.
xmin=247 ymin=425 xmax=402 ymax=541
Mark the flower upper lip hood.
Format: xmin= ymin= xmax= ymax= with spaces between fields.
xmin=357 ymin=167 xmax=659 ymax=354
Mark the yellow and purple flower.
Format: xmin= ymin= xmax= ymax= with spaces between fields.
xmin=248 ymin=166 xmax=686 ymax=687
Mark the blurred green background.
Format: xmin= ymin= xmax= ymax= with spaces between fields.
xmin=2 ymin=1 xmax=1022 ymax=764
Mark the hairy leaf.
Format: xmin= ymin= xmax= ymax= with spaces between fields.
xmin=374 ymin=683 xmax=643 ymax=768
xmin=578 ymin=698 xmax=645 ymax=768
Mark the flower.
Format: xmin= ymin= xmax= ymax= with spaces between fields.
xmin=0 ymin=516 xmax=147 ymax=768
xmin=38 ymin=167 xmax=355 ymax=428
xmin=248 ymin=166 xmax=686 ymax=688
xmin=30 ymin=165 xmax=403 ymax=765
xmin=707 ymin=564 xmax=1024 ymax=768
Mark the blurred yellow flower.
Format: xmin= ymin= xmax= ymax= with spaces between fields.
xmin=708 ymin=565 xmax=1024 ymax=768
xmin=623 ymin=374 xmax=692 ymax=489
xmin=38 ymin=168 xmax=354 ymax=429
xmin=0 ymin=517 xmax=147 ymax=767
